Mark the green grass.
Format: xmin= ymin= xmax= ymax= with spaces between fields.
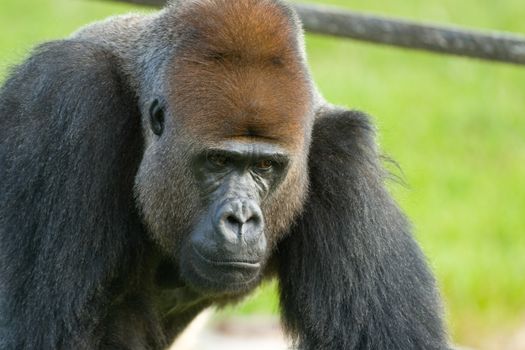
xmin=2 ymin=1 xmax=524 ymax=349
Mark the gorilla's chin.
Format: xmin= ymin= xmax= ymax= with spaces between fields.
xmin=180 ymin=245 xmax=263 ymax=296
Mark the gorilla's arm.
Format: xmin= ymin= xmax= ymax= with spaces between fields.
xmin=0 ymin=41 xmax=154 ymax=349
xmin=277 ymin=108 xmax=448 ymax=349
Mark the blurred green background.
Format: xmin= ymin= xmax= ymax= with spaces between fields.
xmin=1 ymin=1 xmax=524 ymax=349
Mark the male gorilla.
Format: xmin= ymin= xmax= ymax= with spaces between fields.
xmin=0 ymin=0 xmax=447 ymax=349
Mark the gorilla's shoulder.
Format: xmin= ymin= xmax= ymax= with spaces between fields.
xmin=71 ymin=13 xmax=147 ymax=47
xmin=2 ymin=39 xmax=124 ymax=95
xmin=312 ymin=106 xmax=377 ymax=157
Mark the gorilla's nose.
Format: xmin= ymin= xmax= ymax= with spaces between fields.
xmin=214 ymin=199 xmax=265 ymax=248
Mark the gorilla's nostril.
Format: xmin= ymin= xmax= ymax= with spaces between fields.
xmin=246 ymin=214 xmax=259 ymax=225
xmin=226 ymin=215 xmax=240 ymax=226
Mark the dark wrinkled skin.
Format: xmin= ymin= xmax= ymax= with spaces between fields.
xmin=180 ymin=141 xmax=289 ymax=295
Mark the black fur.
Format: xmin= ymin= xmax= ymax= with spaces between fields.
xmin=0 ymin=41 xmax=165 ymax=349
xmin=277 ymin=110 xmax=447 ymax=349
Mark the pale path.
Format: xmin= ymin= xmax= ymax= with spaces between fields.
xmin=169 ymin=310 xmax=497 ymax=350
xmin=170 ymin=312 xmax=289 ymax=350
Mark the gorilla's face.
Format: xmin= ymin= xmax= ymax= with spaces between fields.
xmin=135 ymin=118 xmax=308 ymax=296
xmin=134 ymin=82 xmax=311 ymax=295
xmin=178 ymin=140 xmax=292 ymax=294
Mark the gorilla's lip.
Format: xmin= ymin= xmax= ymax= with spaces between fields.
xmin=191 ymin=245 xmax=262 ymax=269
xmin=184 ymin=245 xmax=263 ymax=294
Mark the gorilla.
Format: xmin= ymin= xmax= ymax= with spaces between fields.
xmin=0 ymin=0 xmax=448 ymax=349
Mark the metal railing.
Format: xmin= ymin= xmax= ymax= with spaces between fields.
xmin=102 ymin=0 xmax=525 ymax=66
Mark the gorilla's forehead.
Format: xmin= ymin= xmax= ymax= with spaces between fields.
xmin=172 ymin=0 xmax=298 ymax=59
xmin=167 ymin=0 xmax=312 ymax=150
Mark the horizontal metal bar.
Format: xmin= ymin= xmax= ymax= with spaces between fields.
xmin=104 ymin=0 xmax=525 ymax=65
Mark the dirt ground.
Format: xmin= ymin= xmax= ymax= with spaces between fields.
xmin=485 ymin=321 xmax=525 ymax=350
xmin=170 ymin=311 xmax=525 ymax=350
xmin=170 ymin=312 xmax=289 ymax=350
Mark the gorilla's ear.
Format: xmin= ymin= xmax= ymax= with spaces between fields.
xmin=276 ymin=107 xmax=446 ymax=349
xmin=0 ymin=40 xmax=145 ymax=346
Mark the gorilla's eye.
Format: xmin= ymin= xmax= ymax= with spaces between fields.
xmin=254 ymin=159 xmax=274 ymax=172
xmin=208 ymin=154 xmax=229 ymax=168
xmin=149 ymin=99 xmax=165 ymax=136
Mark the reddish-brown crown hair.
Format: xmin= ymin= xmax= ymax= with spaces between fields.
xmin=168 ymin=0 xmax=312 ymax=150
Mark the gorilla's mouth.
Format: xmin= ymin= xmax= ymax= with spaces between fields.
xmin=181 ymin=245 xmax=263 ymax=295
xmin=192 ymin=245 xmax=262 ymax=269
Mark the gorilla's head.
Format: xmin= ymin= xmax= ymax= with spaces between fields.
xmin=134 ymin=0 xmax=314 ymax=296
